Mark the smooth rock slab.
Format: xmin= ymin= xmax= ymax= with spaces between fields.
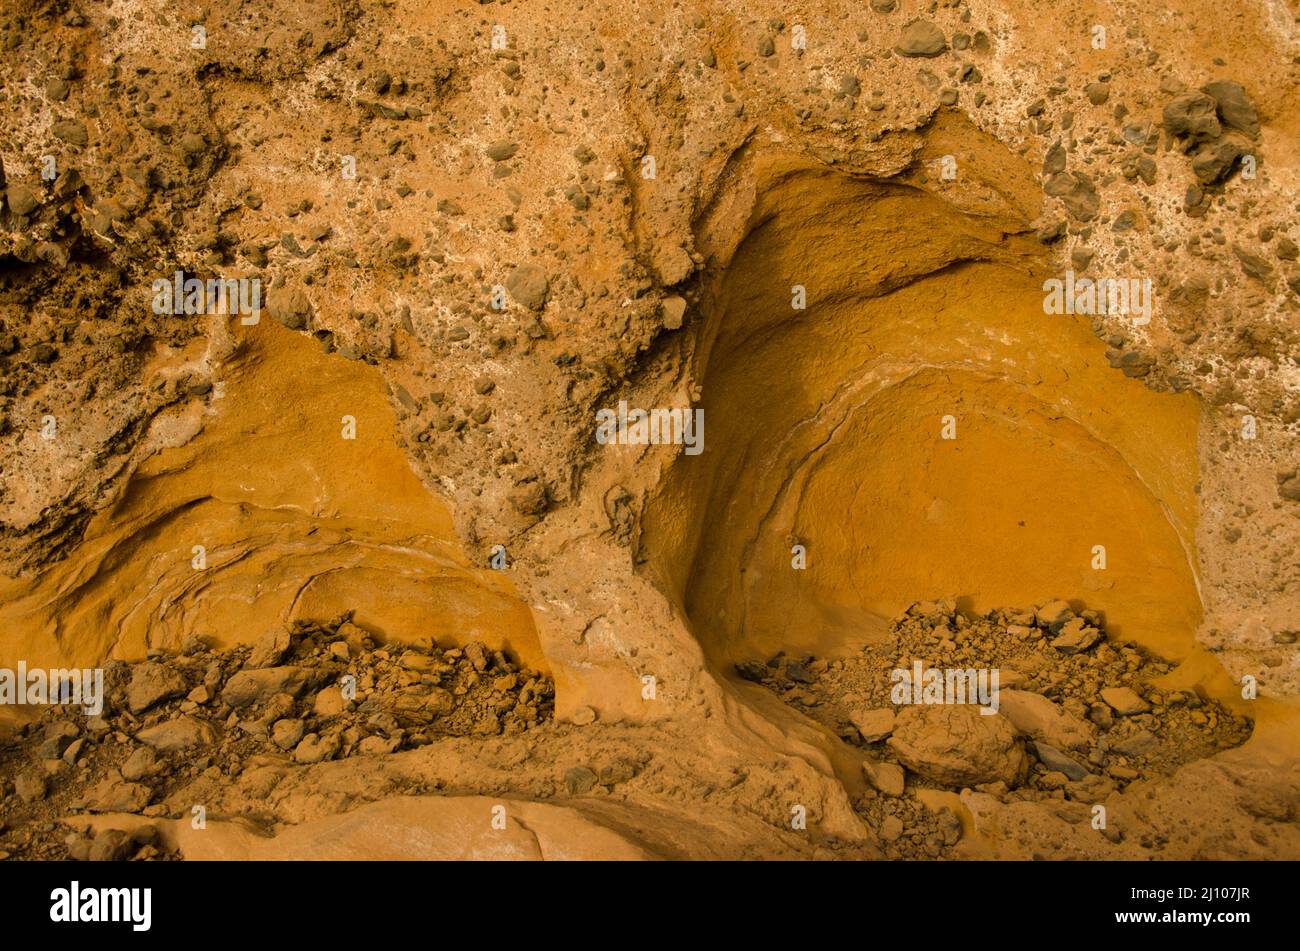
xmin=142 ymin=796 xmax=653 ymax=860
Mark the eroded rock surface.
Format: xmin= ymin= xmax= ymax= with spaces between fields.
xmin=0 ymin=0 xmax=1297 ymax=861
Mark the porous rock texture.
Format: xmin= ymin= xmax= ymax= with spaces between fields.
xmin=0 ymin=0 xmax=1297 ymax=860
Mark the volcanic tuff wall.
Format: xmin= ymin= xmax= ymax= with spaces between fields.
xmin=0 ymin=0 xmax=1297 ymax=859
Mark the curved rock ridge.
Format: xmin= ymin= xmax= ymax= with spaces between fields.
xmin=0 ymin=324 xmax=546 ymax=688
xmin=644 ymin=155 xmax=1203 ymax=678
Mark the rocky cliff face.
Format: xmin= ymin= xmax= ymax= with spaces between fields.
xmin=0 ymin=0 xmax=1296 ymax=860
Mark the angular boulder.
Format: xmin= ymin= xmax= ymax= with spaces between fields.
xmin=887 ymin=703 xmax=1027 ymax=788
xmin=996 ymin=689 xmax=1094 ymax=751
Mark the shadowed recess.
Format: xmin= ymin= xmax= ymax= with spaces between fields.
xmin=643 ymin=156 xmax=1202 ymax=671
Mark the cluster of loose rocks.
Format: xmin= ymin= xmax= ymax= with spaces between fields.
xmin=739 ymin=599 xmax=1252 ymax=858
xmin=1161 ymin=80 xmax=1260 ymax=202
xmin=0 ymin=617 xmax=553 ymax=859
